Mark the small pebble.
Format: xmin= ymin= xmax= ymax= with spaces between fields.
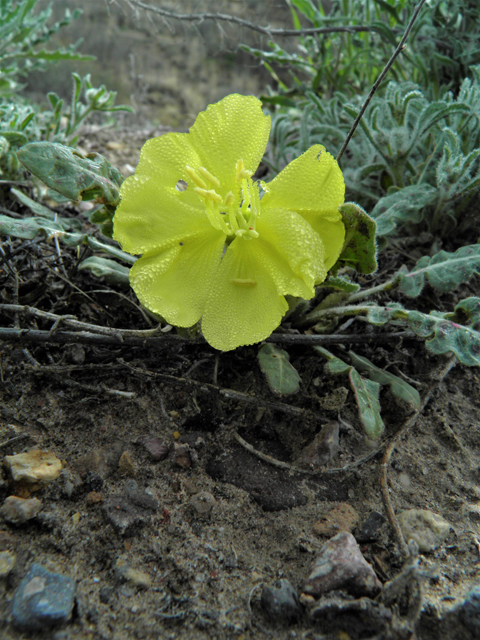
xmin=12 ymin=563 xmax=76 ymax=631
xmin=458 ymin=583 xmax=480 ymax=633
xmin=313 ymin=503 xmax=359 ymax=538
xmin=99 ymin=586 xmax=114 ymax=604
xmin=172 ymin=442 xmax=192 ymax=468
xmin=0 ymin=530 xmax=16 ymax=551
xmin=86 ymin=491 xmax=102 ymax=506
xmin=102 ymin=482 xmax=158 ymax=536
xmin=0 ymin=496 xmax=42 ymax=524
xmin=4 ymin=450 xmax=62 ymax=485
xmin=261 ymin=579 xmax=303 ymax=623
xmin=114 ymin=558 xmax=151 ymax=589
xmin=356 ymin=511 xmax=387 ymax=543
xmin=397 ymin=509 xmax=452 ymax=553
xmin=303 ymin=531 xmax=382 ymax=598
xmin=73 ymin=443 xmax=124 ymax=480
xmin=142 ymin=436 xmax=169 ymax=461
xmin=0 ymin=550 xmax=16 ymax=578
xmin=190 ymin=491 xmax=216 ymax=516
xmin=118 ymin=451 xmax=136 ymax=477
xmin=299 ymin=422 xmax=340 ymax=467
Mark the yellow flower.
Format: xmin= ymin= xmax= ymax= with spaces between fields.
xmin=113 ymin=94 xmax=345 ymax=351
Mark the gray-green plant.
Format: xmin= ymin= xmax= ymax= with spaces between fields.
xmin=0 ymin=0 xmax=133 ymax=179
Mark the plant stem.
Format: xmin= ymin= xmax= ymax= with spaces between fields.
xmin=336 ymin=0 xmax=428 ymax=163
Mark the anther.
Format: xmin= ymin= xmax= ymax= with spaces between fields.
xmin=224 ymin=191 xmax=235 ymax=206
xmin=185 ymin=165 xmax=207 ymax=189
xmin=194 ymin=187 xmax=223 ymax=203
xmin=198 ymin=167 xmax=220 ymax=188
xmin=236 ymin=159 xmax=252 ymax=183
xmin=231 ymin=279 xmax=257 ymax=286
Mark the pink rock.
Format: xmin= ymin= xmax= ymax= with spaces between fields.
xmin=303 ymin=531 xmax=382 ymax=598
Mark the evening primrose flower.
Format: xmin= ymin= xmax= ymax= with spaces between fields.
xmin=113 ymin=94 xmax=345 ymax=351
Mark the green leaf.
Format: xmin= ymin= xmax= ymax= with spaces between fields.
xmin=406 ymin=307 xmax=480 ymax=366
xmin=399 ymin=245 xmax=480 ymax=298
xmin=371 ymin=185 xmax=437 ymax=236
xmin=315 ymin=346 xmax=384 ymax=439
xmin=258 ymin=343 xmax=301 ymax=395
xmin=336 ymin=202 xmax=378 ymax=274
xmin=362 ymin=302 xmax=480 ymax=366
xmin=11 ymin=186 xmax=55 ymax=219
xmin=349 ymin=368 xmax=384 ymax=440
xmin=348 ymin=350 xmax=421 ymax=409
xmin=17 ymin=142 xmax=123 ymax=206
xmin=0 ymin=213 xmax=70 ymax=239
xmin=446 ymin=297 xmax=480 ymax=329
xmin=78 ymin=256 xmax=130 ymax=286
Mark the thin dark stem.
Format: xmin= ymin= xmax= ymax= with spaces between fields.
xmin=0 ymin=326 xmax=416 ymax=348
xmin=336 ymin=0 xmax=428 ymax=163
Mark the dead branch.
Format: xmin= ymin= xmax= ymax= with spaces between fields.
xmin=125 ymin=0 xmax=375 ymax=37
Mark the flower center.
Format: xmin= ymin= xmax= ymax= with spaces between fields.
xmin=184 ymin=160 xmax=260 ymax=239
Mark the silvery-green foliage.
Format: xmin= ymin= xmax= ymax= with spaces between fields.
xmin=266 ymin=69 xmax=480 ymax=238
xmin=0 ymin=0 xmax=91 ymax=96
xmin=0 ymin=73 xmax=133 ymax=179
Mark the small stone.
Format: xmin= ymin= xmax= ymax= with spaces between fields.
xmin=102 ymin=482 xmax=158 ymax=536
xmin=0 ymin=530 xmax=16 ymax=551
xmin=0 ymin=496 xmax=42 ymax=524
xmin=299 ymin=422 xmax=340 ymax=467
xmin=4 ymin=450 xmax=62 ymax=485
xmin=0 ymin=550 xmax=16 ymax=578
xmin=172 ymin=442 xmax=192 ymax=468
xmin=86 ymin=491 xmax=102 ymax=506
xmin=142 ymin=436 xmax=169 ymax=461
xmin=458 ymin=583 xmax=480 ymax=633
xmin=118 ymin=451 xmax=136 ymax=477
xmin=397 ymin=509 xmax=452 ymax=553
xmin=99 ymin=586 xmax=114 ymax=604
xmin=356 ymin=511 xmax=387 ymax=543
xmin=261 ymin=579 xmax=303 ymax=623
xmin=303 ymin=531 xmax=382 ymax=598
xmin=190 ymin=491 xmax=216 ymax=516
xmin=313 ymin=503 xmax=359 ymax=537
xmin=12 ymin=563 xmax=76 ymax=631
xmin=72 ymin=442 xmax=124 ymax=480
xmin=115 ymin=558 xmax=151 ymax=589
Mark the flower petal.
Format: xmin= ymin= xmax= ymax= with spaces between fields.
xmin=188 ymin=94 xmax=271 ymax=195
xmin=257 ymin=207 xmax=327 ymax=288
xmin=304 ymin=217 xmax=345 ymax=272
xmin=261 ymin=145 xmax=345 ymax=271
xmin=113 ymin=171 xmax=212 ymax=256
xmin=129 ymin=229 xmax=225 ymax=327
xmin=201 ymin=238 xmax=289 ymax=351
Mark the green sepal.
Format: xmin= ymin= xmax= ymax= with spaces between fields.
xmin=336 ymin=202 xmax=378 ymax=275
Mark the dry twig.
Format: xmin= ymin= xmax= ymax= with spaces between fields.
xmin=380 ymin=355 xmax=457 ymax=558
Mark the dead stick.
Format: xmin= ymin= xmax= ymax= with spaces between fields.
xmin=380 ymin=355 xmax=457 ymax=558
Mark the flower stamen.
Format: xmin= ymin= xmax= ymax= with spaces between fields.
xmin=185 ymin=165 xmax=207 ymax=189
xmin=198 ymin=166 xmax=220 ymax=188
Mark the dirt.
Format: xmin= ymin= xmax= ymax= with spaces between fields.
xmin=1 ymin=127 xmax=480 ymax=640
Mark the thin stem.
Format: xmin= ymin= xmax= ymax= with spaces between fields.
xmin=125 ymin=0 xmax=374 ymax=37
xmin=336 ymin=0 xmax=428 ymax=163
